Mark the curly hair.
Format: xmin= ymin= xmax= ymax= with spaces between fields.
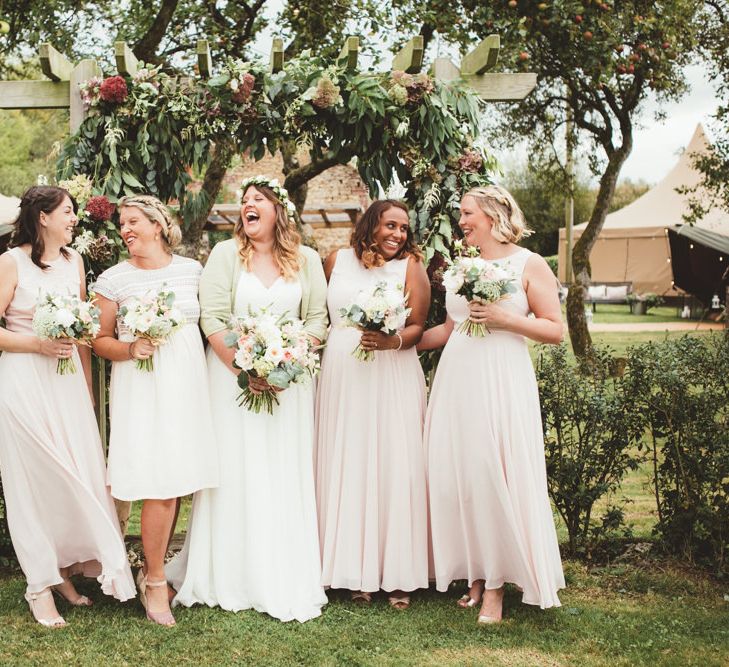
xmin=11 ymin=186 xmax=76 ymax=269
xmin=463 ymin=185 xmax=532 ymax=243
xmin=351 ymin=200 xmax=423 ymax=269
xmin=235 ymin=185 xmax=301 ymax=280
xmin=118 ymin=194 xmax=182 ymax=252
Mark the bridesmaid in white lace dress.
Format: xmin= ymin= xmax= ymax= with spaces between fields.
xmin=93 ymin=195 xmax=218 ymax=626
xmin=167 ymin=176 xmax=329 ymax=623
xmin=0 ymin=186 xmax=135 ymax=628
xmin=419 ymin=185 xmax=565 ymax=624
xmin=315 ymin=200 xmax=431 ymax=609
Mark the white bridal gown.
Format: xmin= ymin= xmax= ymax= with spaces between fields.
xmin=167 ymin=269 xmax=327 ymax=623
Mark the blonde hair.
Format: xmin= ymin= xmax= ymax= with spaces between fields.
xmin=235 ymin=185 xmax=301 ymax=279
xmin=118 ymin=194 xmax=182 ymax=252
xmin=464 ymin=185 xmax=532 ymax=243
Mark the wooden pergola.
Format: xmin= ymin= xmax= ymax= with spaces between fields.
xmin=0 ymin=34 xmax=536 ymax=133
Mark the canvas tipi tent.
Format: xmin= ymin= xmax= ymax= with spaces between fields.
xmin=557 ymin=124 xmax=729 ymax=295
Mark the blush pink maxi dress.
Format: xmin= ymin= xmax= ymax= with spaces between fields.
xmin=424 ymin=247 xmax=564 ymax=608
xmin=315 ymin=248 xmax=429 ymax=594
xmin=0 ymin=247 xmax=135 ymax=599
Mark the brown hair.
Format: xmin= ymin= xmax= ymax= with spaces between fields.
xmin=235 ymin=185 xmax=301 ymax=280
xmin=11 ymin=186 xmax=76 ymax=269
xmin=350 ymin=199 xmax=423 ymax=269
xmin=118 ymin=194 xmax=182 ymax=253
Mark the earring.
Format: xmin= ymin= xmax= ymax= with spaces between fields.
xmin=155 ymin=234 xmax=160 ymax=240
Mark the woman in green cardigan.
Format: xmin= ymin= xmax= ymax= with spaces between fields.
xmin=167 ymin=176 xmax=329 ymax=623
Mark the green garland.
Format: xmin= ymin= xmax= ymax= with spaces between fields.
xmin=56 ymin=50 xmax=496 ymax=271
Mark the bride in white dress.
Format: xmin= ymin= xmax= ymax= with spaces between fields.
xmin=167 ymin=176 xmax=329 ymax=622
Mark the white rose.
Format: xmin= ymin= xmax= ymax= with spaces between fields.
xmin=264 ymin=344 xmax=284 ymax=364
xmin=442 ymin=269 xmax=465 ymax=293
xmin=54 ymin=308 xmax=76 ymax=328
xmin=234 ymin=348 xmax=254 ymax=371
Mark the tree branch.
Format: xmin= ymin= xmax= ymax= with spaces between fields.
xmin=133 ymin=0 xmax=181 ymax=63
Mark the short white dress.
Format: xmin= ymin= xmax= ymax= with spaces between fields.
xmin=93 ymin=255 xmax=219 ymax=501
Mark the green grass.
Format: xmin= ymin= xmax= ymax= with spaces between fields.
xmin=583 ymin=304 xmax=685 ymax=325
xmin=0 ymin=561 xmax=727 ymax=667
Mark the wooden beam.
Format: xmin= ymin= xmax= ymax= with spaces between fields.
xmin=197 ymin=39 xmax=212 ymax=78
xmin=431 ymin=57 xmax=460 ymax=82
xmin=461 ymin=34 xmax=500 ymax=75
xmin=70 ymin=59 xmax=101 ymax=132
xmin=0 ymin=80 xmax=71 ymax=108
xmin=338 ymin=36 xmax=359 ymax=71
xmin=115 ymin=41 xmax=138 ymax=77
xmin=463 ymin=73 xmax=537 ymax=101
xmin=270 ymin=37 xmax=284 ymax=73
xmin=39 ymin=43 xmax=73 ymax=82
xmin=392 ymin=36 xmax=424 ymax=73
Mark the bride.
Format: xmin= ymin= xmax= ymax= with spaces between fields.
xmin=166 ymin=176 xmax=329 ymax=622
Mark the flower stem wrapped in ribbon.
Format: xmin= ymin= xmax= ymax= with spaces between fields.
xmin=225 ymin=305 xmax=320 ymax=414
xmin=339 ymin=281 xmax=411 ymax=362
xmin=32 ymin=292 xmax=101 ymax=374
xmin=118 ymin=286 xmax=184 ymax=371
xmin=442 ymin=240 xmax=517 ymax=337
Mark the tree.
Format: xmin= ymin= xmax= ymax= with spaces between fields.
xmin=684 ymin=1 xmax=729 ymax=222
xmin=393 ymin=0 xmax=700 ymax=358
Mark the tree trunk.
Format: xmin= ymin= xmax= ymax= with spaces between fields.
xmin=280 ymin=141 xmax=308 ymax=215
xmin=178 ymin=138 xmax=236 ymax=259
xmin=567 ymin=137 xmax=633 ymax=358
xmin=133 ymin=0 xmax=180 ymax=64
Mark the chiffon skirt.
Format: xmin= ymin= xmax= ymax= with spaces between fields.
xmin=106 ymin=324 xmax=219 ymax=501
xmin=315 ymin=326 xmax=429 ymax=593
xmin=424 ymin=330 xmax=564 ymax=609
xmin=166 ymin=348 xmax=327 ymax=623
xmin=0 ymin=347 xmax=135 ymax=599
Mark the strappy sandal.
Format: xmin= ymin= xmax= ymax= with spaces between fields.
xmin=388 ymin=595 xmax=410 ymax=610
xmin=52 ymin=577 xmax=93 ymax=607
xmin=350 ymin=591 xmax=373 ymax=604
xmin=138 ymin=574 xmax=176 ymax=627
xmin=457 ymin=594 xmax=482 ymax=608
xmin=24 ymin=589 xmax=66 ymax=628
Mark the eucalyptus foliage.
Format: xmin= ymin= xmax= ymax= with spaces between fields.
xmin=56 ymin=50 xmax=495 ymax=270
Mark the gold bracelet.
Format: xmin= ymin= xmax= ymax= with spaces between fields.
xmin=395 ymin=333 xmax=403 ymax=351
xmin=128 ymin=342 xmax=134 ymax=360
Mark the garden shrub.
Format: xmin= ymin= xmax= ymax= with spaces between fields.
xmin=536 ymin=344 xmax=644 ymax=558
xmin=625 ymin=333 xmax=729 ymax=575
xmin=0 ymin=476 xmax=13 ymax=566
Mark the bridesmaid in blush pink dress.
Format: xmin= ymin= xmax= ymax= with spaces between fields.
xmin=0 ymin=187 xmax=135 ymax=629
xmin=419 ymin=185 xmax=565 ymax=624
xmin=315 ymin=200 xmax=431 ymax=609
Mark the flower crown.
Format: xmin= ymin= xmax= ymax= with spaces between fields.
xmin=237 ymin=175 xmax=298 ymax=219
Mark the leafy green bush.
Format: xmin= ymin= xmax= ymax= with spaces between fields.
xmin=544 ymin=254 xmax=558 ymax=277
xmin=536 ymin=345 xmax=644 ymax=557
xmin=624 ymin=334 xmax=729 ymax=574
xmin=0 ymin=475 xmax=13 ymax=566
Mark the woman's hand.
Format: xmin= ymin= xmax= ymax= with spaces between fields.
xmin=467 ymin=300 xmax=513 ymax=331
xmin=359 ymin=330 xmax=399 ymax=352
xmin=247 ymin=374 xmax=283 ymax=395
xmin=129 ymin=338 xmax=156 ymax=360
xmin=38 ymin=337 xmax=75 ymax=359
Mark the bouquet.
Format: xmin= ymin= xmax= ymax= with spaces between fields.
xmin=118 ymin=287 xmax=184 ymax=371
xmin=32 ymin=292 xmax=101 ymax=374
xmin=442 ymin=240 xmax=517 ymax=337
xmin=225 ymin=306 xmax=320 ymax=414
xmin=339 ymin=281 xmax=411 ymax=362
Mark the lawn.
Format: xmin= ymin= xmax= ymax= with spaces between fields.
xmin=582 ymin=304 xmax=685 ymax=325
xmin=1 ymin=329 xmax=726 ymax=666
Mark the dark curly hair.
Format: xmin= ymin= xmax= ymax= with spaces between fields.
xmin=11 ymin=186 xmax=77 ymax=269
xmin=350 ymin=199 xmax=423 ymax=269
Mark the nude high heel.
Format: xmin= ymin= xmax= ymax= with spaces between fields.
xmin=138 ymin=575 xmax=176 ymax=627
xmin=24 ymin=589 xmax=66 ymax=628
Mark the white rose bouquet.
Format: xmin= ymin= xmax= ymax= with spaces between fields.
xmin=225 ymin=306 xmax=320 ymax=414
xmin=32 ymin=292 xmax=101 ymax=375
xmin=118 ymin=287 xmax=184 ymax=371
xmin=339 ymin=281 xmax=411 ymax=362
xmin=443 ymin=240 xmax=517 ymax=337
